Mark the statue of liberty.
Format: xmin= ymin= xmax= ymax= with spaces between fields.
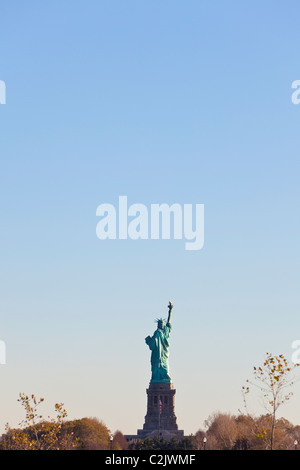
xmin=145 ymin=301 xmax=173 ymax=383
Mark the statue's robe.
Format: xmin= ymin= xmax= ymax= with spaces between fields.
xmin=146 ymin=322 xmax=172 ymax=383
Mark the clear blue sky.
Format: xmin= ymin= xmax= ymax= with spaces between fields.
xmin=1 ymin=0 xmax=300 ymax=435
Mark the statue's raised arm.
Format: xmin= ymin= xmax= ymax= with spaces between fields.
xmin=167 ymin=301 xmax=173 ymax=325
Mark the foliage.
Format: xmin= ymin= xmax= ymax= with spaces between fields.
xmin=204 ymin=412 xmax=238 ymax=450
xmin=129 ymin=435 xmax=197 ymax=450
xmin=200 ymin=411 xmax=300 ymax=450
xmin=112 ymin=430 xmax=129 ymax=450
xmin=0 ymin=393 xmax=76 ymax=450
xmin=242 ymin=353 xmax=299 ymax=449
xmin=62 ymin=417 xmax=110 ymax=450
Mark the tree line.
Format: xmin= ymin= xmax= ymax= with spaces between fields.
xmin=1 ymin=352 xmax=299 ymax=450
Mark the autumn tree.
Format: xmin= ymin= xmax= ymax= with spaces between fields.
xmin=1 ymin=393 xmax=75 ymax=450
xmin=193 ymin=429 xmax=208 ymax=450
xmin=62 ymin=417 xmax=110 ymax=450
xmin=112 ymin=430 xmax=129 ymax=450
xmin=242 ymin=353 xmax=299 ymax=450
xmin=204 ymin=412 xmax=238 ymax=450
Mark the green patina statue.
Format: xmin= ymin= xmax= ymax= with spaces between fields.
xmin=145 ymin=301 xmax=174 ymax=383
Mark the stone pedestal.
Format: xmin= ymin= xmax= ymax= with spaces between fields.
xmin=137 ymin=382 xmax=184 ymax=440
